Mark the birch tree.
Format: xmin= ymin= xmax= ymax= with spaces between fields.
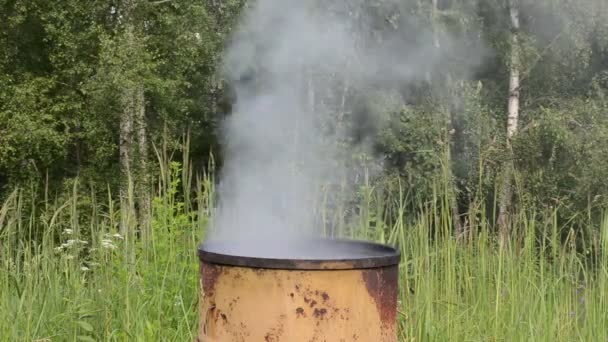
xmin=497 ymin=0 xmax=521 ymax=238
xmin=89 ymin=0 xmax=156 ymax=240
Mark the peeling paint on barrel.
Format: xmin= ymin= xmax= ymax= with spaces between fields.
xmin=198 ymin=265 xmax=399 ymax=341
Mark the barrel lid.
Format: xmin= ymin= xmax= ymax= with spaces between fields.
xmin=198 ymin=238 xmax=401 ymax=270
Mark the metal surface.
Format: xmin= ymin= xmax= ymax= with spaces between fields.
xmin=198 ymin=238 xmax=400 ymax=270
xmin=197 ymin=239 xmax=400 ymax=342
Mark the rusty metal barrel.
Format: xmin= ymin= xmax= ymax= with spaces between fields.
xmin=197 ymin=238 xmax=400 ymax=342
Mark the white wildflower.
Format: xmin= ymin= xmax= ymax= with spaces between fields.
xmin=174 ymin=295 xmax=183 ymax=307
xmin=80 ymin=266 xmax=90 ymax=272
xmin=60 ymin=239 xmax=87 ymax=249
xmin=112 ymin=233 xmax=124 ymax=240
xmin=63 ymin=229 xmax=74 ymax=235
xmin=101 ymin=239 xmax=117 ymax=250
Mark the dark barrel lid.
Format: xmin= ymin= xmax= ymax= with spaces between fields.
xmin=198 ymin=238 xmax=401 ymax=270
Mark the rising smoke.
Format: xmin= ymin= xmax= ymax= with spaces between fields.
xmin=207 ymin=0 xmax=481 ymax=255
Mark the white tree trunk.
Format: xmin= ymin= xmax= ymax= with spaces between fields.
xmin=498 ymin=0 xmax=521 ymax=239
xmin=119 ymin=98 xmax=133 ymax=184
xmin=432 ymin=0 xmax=441 ymax=49
xmin=135 ymin=86 xmax=150 ymax=243
xmin=119 ymin=82 xmax=135 ymax=236
xmin=119 ymin=0 xmax=149 ymax=238
xmin=507 ymin=2 xmax=521 ymax=139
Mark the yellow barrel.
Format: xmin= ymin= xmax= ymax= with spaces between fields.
xmin=197 ymin=239 xmax=400 ymax=341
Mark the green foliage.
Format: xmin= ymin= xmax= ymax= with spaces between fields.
xmin=378 ymin=105 xmax=444 ymax=196
xmin=514 ymin=97 xmax=608 ymax=219
xmin=0 ymin=77 xmax=68 ymax=183
xmin=0 ymin=0 xmax=227 ymax=192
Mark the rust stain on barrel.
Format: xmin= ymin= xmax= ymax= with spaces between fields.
xmin=201 ymin=262 xmax=222 ymax=295
xmin=361 ymin=266 xmax=399 ymax=325
xmin=313 ymin=308 xmax=327 ymax=319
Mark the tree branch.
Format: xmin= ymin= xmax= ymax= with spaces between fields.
xmin=520 ymin=32 xmax=563 ymax=83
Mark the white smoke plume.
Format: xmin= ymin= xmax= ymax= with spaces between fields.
xmin=207 ymin=0 xmax=482 ymax=255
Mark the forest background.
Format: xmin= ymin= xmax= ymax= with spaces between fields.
xmin=1 ymin=0 xmax=608 ymax=340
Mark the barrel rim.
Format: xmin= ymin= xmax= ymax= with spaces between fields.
xmin=197 ymin=238 xmax=401 ymax=270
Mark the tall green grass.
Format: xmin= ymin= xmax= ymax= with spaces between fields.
xmin=0 ymin=156 xmax=208 ymax=341
xmin=1 ymin=150 xmax=607 ymax=341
